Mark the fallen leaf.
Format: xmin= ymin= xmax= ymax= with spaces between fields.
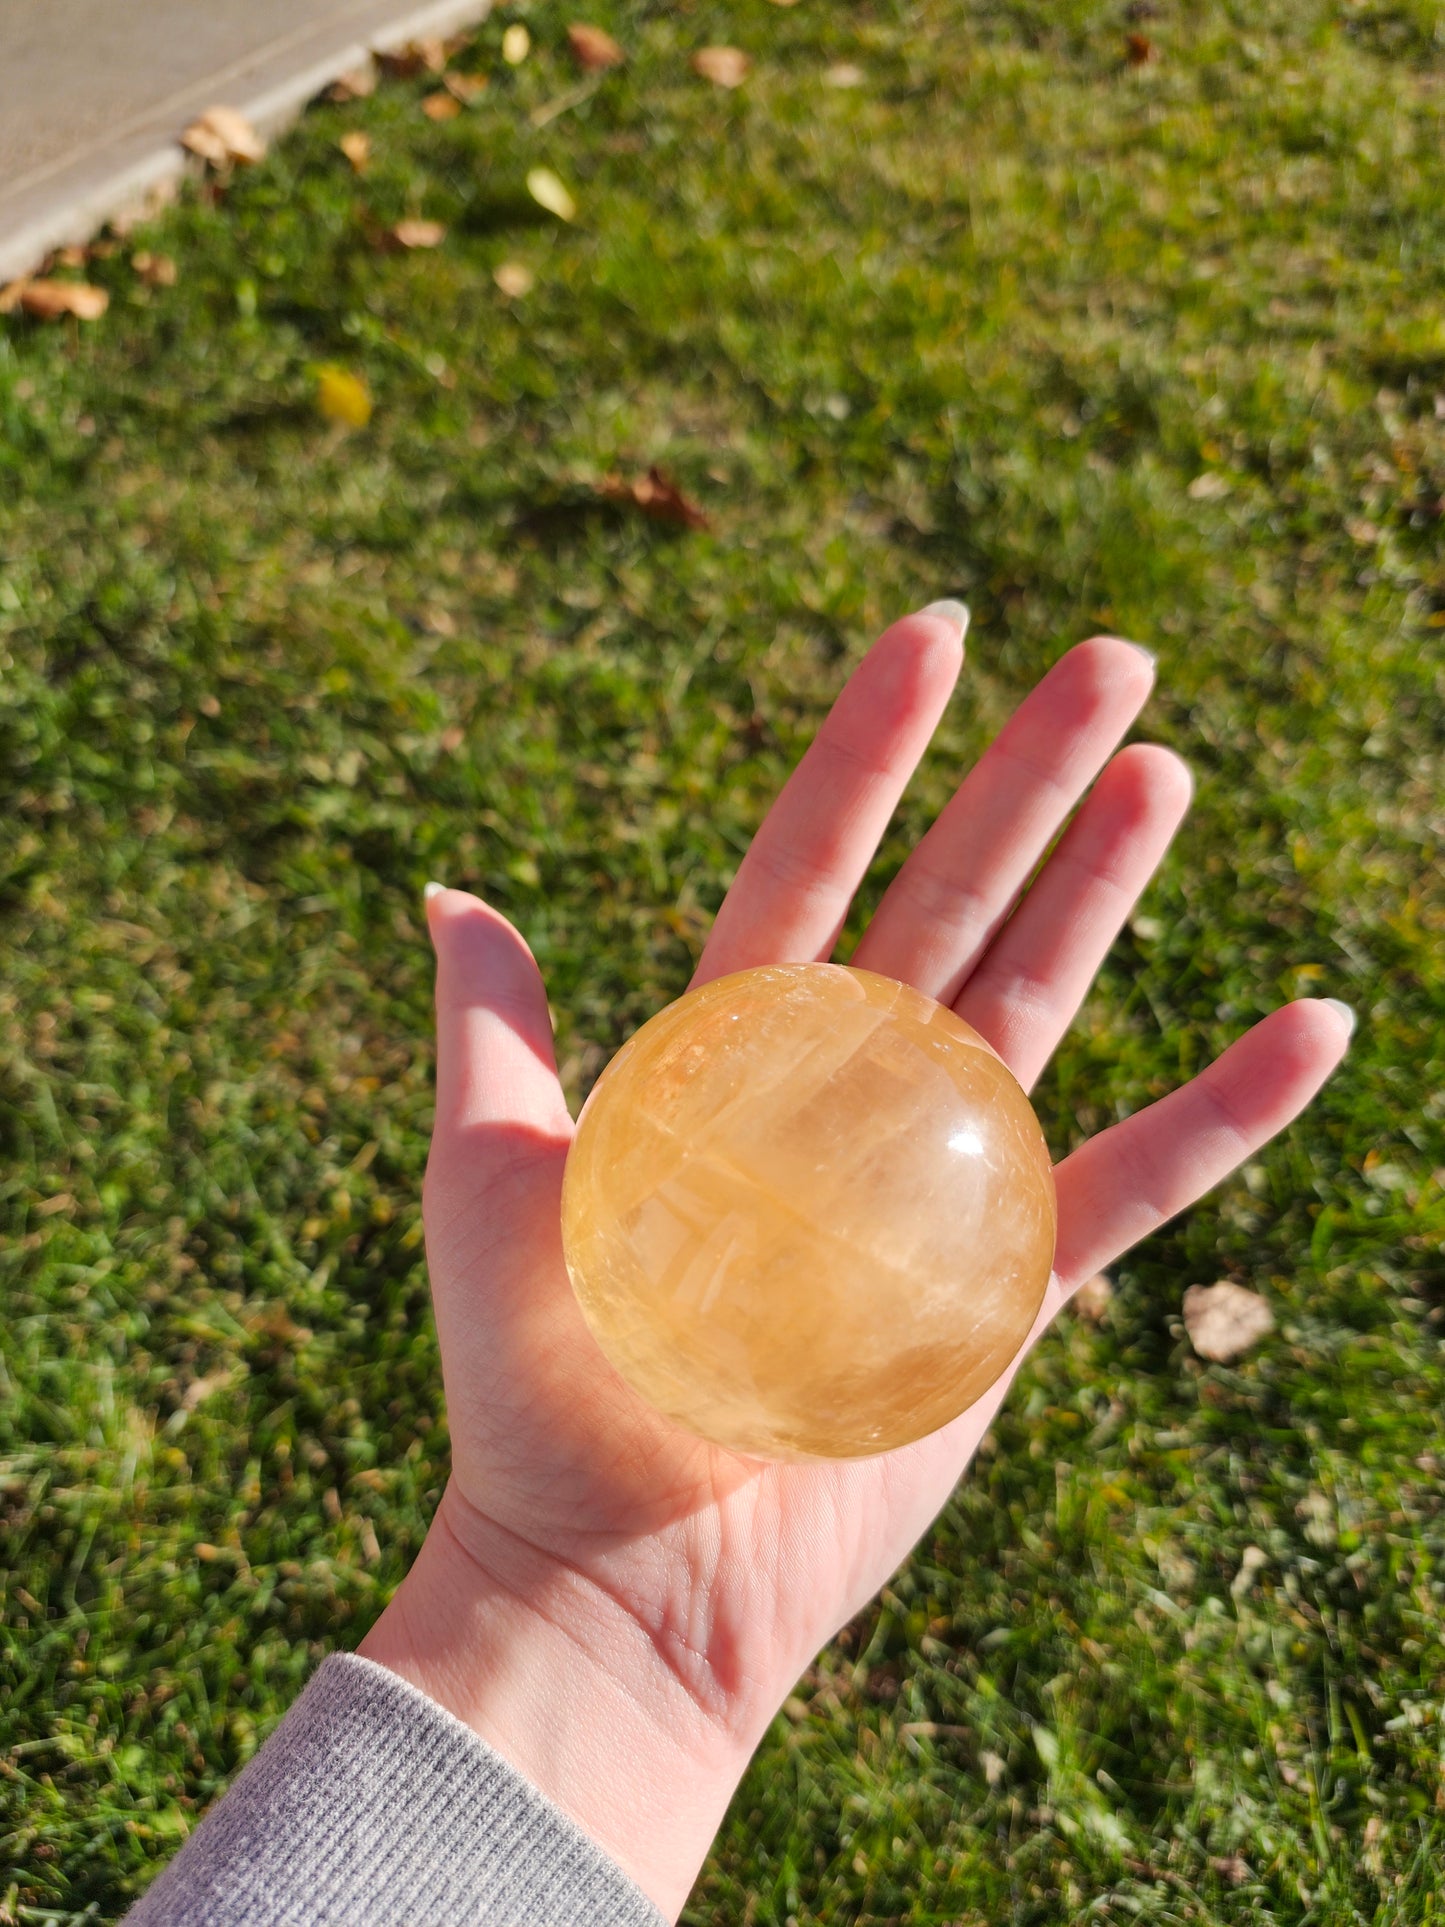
xmin=1228 ymin=1545 xmax=1268 ymax=1601
xmin=1073 ymin=1273 xmax=1114 ymax=1321
xmin=244 ymin=1302 xmax=312 ymax=1346
xmin=132 ymin=250 xmax=177 ymax=287
xmin=377 ymin=37 xmax=447 ymax=77
xmin=568 ymin=23 xmax=625 ymax=70
xmin=0 ymin=277 xmax=32 ymax=314
xmin=692 ymin=46 xmax=750 ymax=87
xmin=326 ymin=63 xmax=377 ymax=102
xmin=494 ymin=261 xmax=535 ymax=297
xmin=825 ymin=62 xmax=865 ymax=87
xmin=1209 ymin=1856 xmax=1252 ymax=1888
xmin=391 ymin=218 xmax=447 ymax=249
xmin=54 ymin=244 xmax=88 ymax=269
xmin=16 ymin=280 xmax=109 ymax=321
xmin=1125 ymin=32 xmax=1156 ymax=65
xmin=316 ymin=365 xmax=373 ymax=428
xmin=1187 ymin=471 xmax=1231 ymax=500
xmin=338 ymin=130 xmax=371 ymax=172
xmin=526 ymin=167 xmax=577 ymax=221
xmin=1182 ymin=1281 xmax=1274 ymax=1363
xmin=1347 ymin=517 xmax=1381 ymax=545
xmin=444 ymin=72 xmax=489 ymax=102
xmin=600 ymin=466 xmax=710 ymax=530
xmin=359 ymin=1518 xmax=382 ymax=1564
xmin=423 ymin=89 xmax=462 ymax=119
xmin=502 ymin=23 xmax=531 ymax=64
xmin=180 ymin=105 xmax=265 ymax=166
xmin=181 ymin=1370 xmax=236 ymax=1413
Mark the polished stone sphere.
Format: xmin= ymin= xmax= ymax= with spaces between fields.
xmin=561 ymin=963 xmax=1056 ymax=1461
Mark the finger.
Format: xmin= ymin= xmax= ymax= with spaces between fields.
xmin=851 ymin=636 xmax=1156 ymax=1006
xmin=955 ymin=744 xmax=1193 ymax=1089
xmin=691 ymin=602 xmax=968 ymax=989
xmin=1052 ymin=999 xmax=1354 ymax=1292
xmin=425 ymin=885 xmax=572 ymax=1149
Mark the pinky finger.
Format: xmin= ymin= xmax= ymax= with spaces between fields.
xmin=1051 ymin=999 xmax=1354 ymax=1293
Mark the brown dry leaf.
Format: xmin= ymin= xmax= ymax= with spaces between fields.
xmin=132 ymin=250 xmax=177 ymax=287
xmin=54 ymin=244 xmax=88 ymax=269
xmin=377 ymin=37 xmax=447 ymax=77
xmin=18 ymin=280 xmax=109 ymax=321
xmin=1125 ymin=32 xmax=1156 ymax=64
xmin=422 ymin=90 xmax=462 ymax=119
xmin=391 ymin=218 xmax=447 ymax=249
xmin=568 ymin=23 xmax=625 ymax=70
xmin=339 ymin=130 xmax=371 ymax=173
xmin=445 ymin=72 xmax=489 ymax=102
xmin=180 ymin=105 xmax=266 ymax=166
xmin=600 ymin=466 xmax=711 ymax=531
xmin=0 ymin=277 xmax=32 ymax=314
xmin=244 ymin=1302 xmax=313 ymax=1346
xmin=692 ymin=46 xmax=750 ymax=88
xmin=326 ymin=64 xmax=377 ymax=102
xmin=1182 ymin=1281 xmax=1274 ymax=1363
xmin=181 ymin=1369 xmax=236 ymax=1413
xmin=494 ymin=261 xmax=535 ymax=297
xmin=1073 ymin=1273 xmax=1114 ymax=1322
xmin=1209 ymin=1856 xmax=1252 ymax=1889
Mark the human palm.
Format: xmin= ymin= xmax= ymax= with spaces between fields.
xmin=363 ymin=607 xmax=1349 ymax=1916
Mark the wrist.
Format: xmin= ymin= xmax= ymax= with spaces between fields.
xmin=358 ymin=1481 xmax=766 ymax=1920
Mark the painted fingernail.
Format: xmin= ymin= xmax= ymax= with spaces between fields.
xmin=919 ymin=598 xmax=970 ymax=639
xmin=423 ymin=880 xmax=445 ymax=902
xmin=1321 ymin=997 xmax=1356 ymax=1035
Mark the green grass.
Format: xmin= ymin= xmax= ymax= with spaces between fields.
xmin=2 ymin=0 xmax=1443 ymax=1918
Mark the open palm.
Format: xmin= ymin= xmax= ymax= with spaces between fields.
xmin=362 ymin=607 xmax=1349 ymax=1917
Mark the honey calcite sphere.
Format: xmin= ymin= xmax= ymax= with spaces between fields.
xmin=561 ymin=963 xmax=1056 ymax=1461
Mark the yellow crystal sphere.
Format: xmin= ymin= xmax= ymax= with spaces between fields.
xmin=561 ymin=963 xmax=1057 ymax=1461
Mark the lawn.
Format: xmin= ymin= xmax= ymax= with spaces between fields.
xmin=1 ymin=0 xmax=1443 ymax=1919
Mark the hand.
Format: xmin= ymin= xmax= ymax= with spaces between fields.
xmin=359 ymin=607 xmax=1351 ymax=1918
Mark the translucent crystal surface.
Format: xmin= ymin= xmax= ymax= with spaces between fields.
xmin=561 ymin=963 xmax=1057 ymax=1460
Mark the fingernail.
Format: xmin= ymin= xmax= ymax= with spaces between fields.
xmin=1322 ymin=997 xmax=1356 ymax=1036
xmin=423 ymin=880 xmax=445 ymax=902
xmin=919 ymin=598 xmax=970 ymax=640
xmin=1120 ymin=639 xmax=1156 ymax=668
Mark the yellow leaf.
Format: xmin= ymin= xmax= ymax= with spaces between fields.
xmin=339 ymin=130 xmax=371 ymax=172
xmin=316 ymin=366 xmax=373 ymax=428
xmin=494 ymin=261 xmax=535 ymax=297
xmin=502 ymin=23 xmax=531 ymax=64
xmin=527 ymin=167 xmax=577 ymax=222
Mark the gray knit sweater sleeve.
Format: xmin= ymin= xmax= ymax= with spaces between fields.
xmin=121 ymin=1652 xmax=669 ymax=1927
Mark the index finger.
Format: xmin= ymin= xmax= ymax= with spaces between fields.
xmin=691 ymin=602 xmax=968 ymax=988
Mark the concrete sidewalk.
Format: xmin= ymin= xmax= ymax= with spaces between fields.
xmin=0 ymin=0 xmax=491 ymax=284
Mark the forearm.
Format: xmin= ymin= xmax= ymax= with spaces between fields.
xmin=358 ymin=1487 xmax=771 ymax=1920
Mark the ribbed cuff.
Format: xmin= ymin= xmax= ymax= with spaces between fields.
xmin=121 ymin=1651 xmax=669 ymax=1927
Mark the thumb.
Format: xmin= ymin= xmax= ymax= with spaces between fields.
xmin=423 ymin=884 xmax=572 ymax=1153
